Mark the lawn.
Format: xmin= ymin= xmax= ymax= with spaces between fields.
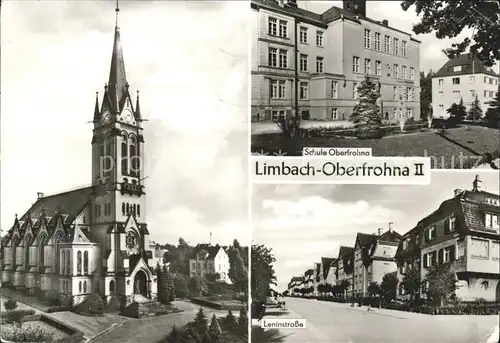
xmin=252 ymin=126 xmax=500 ymax=169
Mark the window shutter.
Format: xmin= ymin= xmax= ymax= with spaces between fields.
xmin=450 ymin=245 xmax=456 ymax=261
xmin=438 ymin=249 xmax=444 ymax=264
xmin=423 ymin=253 xmax=428 ymax=268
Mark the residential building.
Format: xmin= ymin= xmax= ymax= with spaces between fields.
xmin=325 ymin=259 xmax=338 ymax=287
xmin=304 ymin=269 xmax=314 ymax=295
xmin=353 ymin=227 xmax=402 ymax=297
xmin=251 ymin=0 xmax=421 ymax=122
xmin=395 ymin=175 xmax=500 ymax=301
xmin=313 ymin=262 xmax=322 ymax=296
xmin=320 ymin=257 xmax=335 ymax=286
xmin=1 ymin=14 xmax=158 ymax=306
xmin=336 ymin=246 xmax=355 ymax=296
xmin=189 ymin=244 xmax=231 ymax=284
xmin=432 ymin=53 xmax=500 ymax=119
xmin=288 ymin=276 xmax=303 ymax=295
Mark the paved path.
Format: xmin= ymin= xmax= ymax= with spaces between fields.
xmin=254 ymin=297 xmax=499 ymax=343
xmin=92 ymin=300 xmax=236 ymax=343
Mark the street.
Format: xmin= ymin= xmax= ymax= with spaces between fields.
xmin=92 ymin=300 xmax=235 ymax=343
xmin=256 ymin=297 xmax=499 ymax=343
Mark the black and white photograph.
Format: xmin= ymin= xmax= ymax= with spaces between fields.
xmin=250 ymin=0 xmax=500 ymax=169
xmin=251 ymin=172 xmax=499 ymax=343
xmin=0 ymin=2 xmax=249 ymax=343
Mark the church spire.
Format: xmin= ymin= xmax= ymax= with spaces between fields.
xmin=108 ymin=0 xmax=127 ymax=114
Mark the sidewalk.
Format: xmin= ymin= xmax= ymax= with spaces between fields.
xmin=1 ymin=288 xmax=51 ymax=312
xmin=485 ymin=323 xmax=499 ymax=343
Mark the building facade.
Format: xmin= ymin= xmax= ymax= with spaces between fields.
xmin=432 ymin=54 xmax=500 ymax=119
xmin=251 ymin=0 xmax=421 ymax=122
xmin=396 ymin=175 xmax=500 ymax=301
xmin=353 ymin=229 xmax=401 ymax=297
xmin=1 ymin=16 xmax=159 ymax=306
xmin=336 ymin=246 xmax=354 ymax=296
xmin=188 ymin=244 xmax=231 ymax=284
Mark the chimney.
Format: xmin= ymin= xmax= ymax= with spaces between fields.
xmin=377 ymin=228 xmax=382 ymax=236
xmin=209 ymin=232 xmax=212 ymax=245
xmin=37 ymin=192 xmax=44 ymax=200
xmin=389 ymin=222 xmax=393 ymax=232
xmin=382 ymin=19 xmax=388 ymax=26
xmin=454 ymin=189 xmax=463 ymax=196
xmin=472 ymin=175 xmax=482 ymax=192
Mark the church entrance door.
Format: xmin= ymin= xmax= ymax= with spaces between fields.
xmin=134 ymin=270 xmax=147 ymax=296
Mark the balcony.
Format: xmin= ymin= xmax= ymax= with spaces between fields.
xmin=120 ymin=182 xmax=144 ymax=196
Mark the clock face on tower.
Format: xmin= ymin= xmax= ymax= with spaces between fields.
xmin=101 ymin=110 xmax=112 ymax=124
xmin=122 ymin=109 xmax=134 ymax=124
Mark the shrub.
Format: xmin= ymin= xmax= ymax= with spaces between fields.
xmin=4 ymin=299 xmax=17 ymax=310
xmin=75 ymin=293 xmax=104 ymax=315
xmin=44 ymin=292 xmax=62 ymax=306
xmin=2 ymin=323 xmax=54 ymax=343
xmin=3 ymin=309 xmax=36 ymax=324
xmin=105 ymin=295 xmax=121 ymax=313
xmin=46 ymin=305 xmax=71 ymax=313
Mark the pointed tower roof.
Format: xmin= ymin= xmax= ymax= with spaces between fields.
xmin=135 ymin=90 xmax=142 ymax=120
xmin=93 ymin=92 xmax=100 ymax=122
xmin=108 ymin=24 xmax=128 ymax=114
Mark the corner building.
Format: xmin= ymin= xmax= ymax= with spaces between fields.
xmin=1 ymin=18 xmax=159 ymax=306
xmin=251 ymin=0 xmax=421 ymax=122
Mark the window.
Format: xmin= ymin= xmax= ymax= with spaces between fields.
xmin=410 ymin=67 xmax=415 ymax=80
xmin=438 ymin=91 xmax=444 ymax=99
xmin=83 ymin=281 xmax=87 ymax=293
xmin=484 ymin=76 xmax=487 ymax=83
xmin=393 ymin=86 xmax=398 ymax=100
xmin=402 ymin=40 xmax=407 ymax=57
xmin=364 ymin=29 xmax=371 ymax=48
xmin=470 ymin=238 xmax=489 ymax=259
xmin=121 ymin=137 xmax=128 ymax=175
xmin=402 ymin=65 xmax=407 ymax=79
xmin=489 ymin=77 xmax=493 ymax=84
xmin=384 ymin=35 xmax=390 ymax=53
xmin=485 ymin=90 xmax=488 ymax=98
xmin=393 ymin=38 xmax=399 ymax=55
xmin=300 ymin=54 xmax=308 ymax=71
xmin=278 ymin=49 xmax=288 ymax=68
xmin=402 ymin=239 xmax=409 ymax=250
xmin=331 ymin=108 xmax=338 ymax=120
xmin=268 ymin=48 xmax=277 ymax=67
xmin=480 ymin=281 xmax=489 ymax=290
xmin=353 ymin=83 xmax=358 ymax=99
xmin=439 ymin=104 xmax=444 ymax=111
xmin=486 ymin=213 xmax=499 ymax=230
xmin=492 ymin=242 xmax=499 ymax=261
xmin=452 ymin=77 xmax=460 ymax=85
xmin=443 ymin=247 xmax=451 ymax=263
xmin=137 ymin=204 xmax=141 ymax=217
xmin=300 ymin=82 xmax=308 ymax=100
xmin=109 ymin=280 xmax=115 ymax=293
xmin=394 ymin=64 xmax=399 ymax=78
xmin=427 ymin=226 xmax=436 ymax=241
xmin=453 ymin=65 xmax=462 ymax=72
xmin=438 ymin=79 xmax=443 ymax=88
xmin=299 ymin=26 xmax=308 ymax=43
xmin=375 ymin=61 xmax=381 ymax=76
xmin=129 ymin=137 xmax=138 ymax=175
xmin=271 ymin=80 xmax=286 ymax=99
xmin=331 ymin=81 xmax=338 ymax=98
xmin=79 ymin=281 xmax=82 ymax=293
xmin=406 ymin=87 xmax=413 ymax=101
xmin=453 ymin=90 xmax=460 ymax=98
xmin=278 ymin=20 xmax=288 ymax=38
xmin=122 ymin=203 xmax=125 ymax=215
xmin=374 ymin=32 xmax=381 ymax=50
xmin=62 ymin=250 xmax=66 ymax=275
xmin=66 ymin=250 xmax=70 ymax=275
xmin=316 ymin=31 xmax=324 ymax=46
xmin=316 ymin=57 xmax=324 ymax=73
xmin=353 ymin=56 xmax=360 ymax=73
xmin=84 ymin=251 xmax=88 ymax=274
xmin=398 ymin=108 xmax=403 ymax=119
xmin=271 ymin=110 xmax=286 ymax=122
xmin=364 ymin=59 xmax=371 ymax=74
xmin=406 ymin=108 xmax=413 ymax=117
xmin=268 ymin=17 xmax=277 ymax=36
xmin=447 ymin=216 xmax=456 ymax=232
xmin=470 ymin=90 xmax=475 ymax=98
xmin=469 ymin=76 xmax=475 ymax=83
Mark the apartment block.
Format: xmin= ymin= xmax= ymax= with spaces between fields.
xmin=353 ymin=228 xmax=402 ymax=297
xmin=188 ymin=244 xmax=231 ymax=284
xmin=251 ymin=0 xmax=421 ymax=122
xmin=337 ymin=246 xmax=355 ymax=296
xmin=396 ymin=175 xmax=500 ymax=301
xmin=432 ymin=53 xmax=500 ymax=119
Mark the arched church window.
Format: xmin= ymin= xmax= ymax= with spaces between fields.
xmin=122 ymin=203 xmax=125 ymax=216
xmin=83 ymin=281 xmax=87 ymax=293
xmin=84 ymin=251 xmax=89 ymax=274
xmin=126 ymin=204 xmax=130 ymax=215
xmin=137 ymin=205 xmax=141 ymax=217
xmin=110 ymin=280 xmax=115 ymax=293
xmin=133 ymin=204 xmax=136 ymax=216
xmin=62 ymin=250 xmax=66 ymax=275
xmin=121 ymin=136 xmax=128 ymax=175
xmin=104 ymin=137 xmax=113 ymax=176
xmin=129 ymin=136 xmax=138 ymax=176
xmin=39 ymin=234 xmax=47 ymax=269
xmin=65 ymin=250 xmax=70 ymax=275
xmin=77 ymin=251 xmax=82 ymax=275
xmin=79 ymin=281 xmax=82 ymax=293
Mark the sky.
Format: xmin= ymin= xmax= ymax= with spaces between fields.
xmin=1 ymin=1 xmax=249 ymax=247
xmin=252 ymin=171 xmax=500 ymax=292
xmin=301 ymin=1 xmax=499 ymax=74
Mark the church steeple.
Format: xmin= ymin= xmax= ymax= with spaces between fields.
xmin=93 ymin=92 xmax=100 ymax=122
xmin=107 ymin=1 xmax=128 ymax=114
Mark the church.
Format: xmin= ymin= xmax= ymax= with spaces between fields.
xmin=1 ymin=8 xmax=159 ymax=307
